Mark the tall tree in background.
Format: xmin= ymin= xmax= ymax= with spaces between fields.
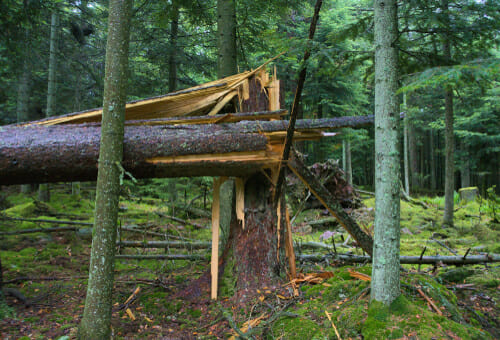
xmin=371 ymin=0 xmax=400 ymax=305
xmin=78 ymin=0 xmax=133 ymax=338
xmin=38 ymin=11 xmax=59 ymax=202
xmin=216 ymin=0 xmax=237 ymax=242
xmin=17 ymin=31 xmax=32 ymax=194
xmin=441 ymin=0 xmax=454 ymax=227
xmin=217 ymin=0 xmax=237 ymax=78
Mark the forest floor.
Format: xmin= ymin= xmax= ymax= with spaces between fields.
xmin=0 ymin=180 xmax=499 ymax=339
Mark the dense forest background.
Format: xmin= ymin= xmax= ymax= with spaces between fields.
xmin=1 ymin=0 xmax=499 ymax=193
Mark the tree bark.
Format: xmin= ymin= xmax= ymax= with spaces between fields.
xmin=16 ymin=32 xmax=32 ymax=194
xmin=442 ymin=0 xmax=454 ymax=228
xmin=223 ymin=173 xmax=287 ymax=304
xmin=0 ymin=116 xmax=375 ymax=185
xmin=403 ymin=93 xmax=410 ymax=195
xmin=78 ymin=1 xmax=132 ymax=339
xmin=345 ymin=140 xmax=352 ymax=186
xmin=217 ymin=0 xmax=237 ymax=79
xmin=372 ymin=0 xmax=401 ymax=305
xmin=39 ymin=12 xmax=59 ymax=202
xmin=216 ymin=0 xmax=238 ymax=250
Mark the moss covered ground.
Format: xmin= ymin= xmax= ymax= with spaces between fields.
xmin=0 ymin=181 xmax=498 ymax=339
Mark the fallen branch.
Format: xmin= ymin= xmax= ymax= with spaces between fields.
xmin=0 ymin=216 xmax=92 ymax=226
xmin=157 ymin=213 xmax=207 ymax=229
xmin=288 ymin=151 xmax=373 ymax=256
xmin=298 ymin=253 xmax=500 ymax=265
xmin=115 ymin=254 xmax=206 ymax=260
xmin=117 ymin=240 xmax=211 ymax=249
xmin=430 ymin=237 xmax=458 ymax=255
xmin=417 ymin=287 xmax=443 ymax=315
xmin=0 ymin=226 xmax=78 ymax=235
xmin=171 ymin=203 xmax=211 ymax=218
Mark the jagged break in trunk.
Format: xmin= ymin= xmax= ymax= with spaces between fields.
xmin=222 ymin=173 xmax=286 ymax=303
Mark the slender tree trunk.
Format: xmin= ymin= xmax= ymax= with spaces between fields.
xmin=408 ymin=121 xmax=419 ymax=189
xmin=345 ymin=140 xmax=353 ymax=185
xmin=17 ymin=34 xmax=32 ymax=194
xmin=217 ymin=0 xmax=237 ymax=79
xmin=442 ymin=0 xmax=454 ymax=227
xmin=403 ymin=93 xmax=410 ymax=195
xmin=78 ymin=1 xmax=132 ymax=339
xmin=72 ymin=1 xmax=88 ymax=196
xmin=371 ymin=0 xmax=401 ymax=305
xmin=460 ymin=143 xmax=471 ymax=188
xmin=168 ymin=1 xmax=180 ymax=215
xmin=430 ymin=129 xmax=437 ymax=191
xmin=39 ymin=12 xmax=59 ymax=202
xmin=216 ymin=0 xmax=238 ymax=241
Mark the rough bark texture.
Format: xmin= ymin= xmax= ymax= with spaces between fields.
xmin=16 ymin=33 xmax=32 ymax=194
xmin=372 ymin=0 xmax=401 ymax=305
xmin=0 ymin=116 xmax=373 ymax=185
xmin=78 ymin=1 xmax=132 ymax=339
xmin=224 ymin=173 xmax=286 ymax=304
xmin=288 ymin=152 xmax=373 ymax=256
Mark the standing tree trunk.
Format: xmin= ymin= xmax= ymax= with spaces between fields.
xmin=345 ymin=140 xmax=353 ymax=186
xmin=78 ymin=1 xmax=132 ymax=339
xmin=168 ymin=1 xmax=180 ymax=214
xmin=216 ymin=0 xmax=238 ymax=245
xmin=442 ymin=0 xmax=454 ymax=227
xmin=408 ymin=121 xmax=419 ymax=189
xmin=460 ymin=142 xmax=471 ymax=188
xmin=39 ymin=12 xmax=59 ymax=202
xmin=430 ymin=129 xmax=437 ymax=191
xmin=217 ymin=0 xmax=237 ymax=79
xmin=371 ymin=0 xmax=401 ymax=305
xmin=17 ymin=32 xmax=32 ymax=194
xmin=403 ymin=93 xmax=410 ymax=195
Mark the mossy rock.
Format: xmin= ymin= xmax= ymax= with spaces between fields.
xmin=268 ymin=316 xmax=327 ymax=340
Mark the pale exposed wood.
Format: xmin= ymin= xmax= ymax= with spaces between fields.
xmin=276 ymin=197 xmax=281 ymax=260
xmin=146 ymin=150 xmax=280 ymax=165
xmin=285 ymin=206 xmax=297 ymax=279
xmin=235 ymin=178 xmax=245 ymax=230
xmin=211 ymin=177 xmax=222 ymax=300
xmin=268 ymin=66 xmax=280 ymax=111
xmin=208 ymin=90 xmax=238 ymax=116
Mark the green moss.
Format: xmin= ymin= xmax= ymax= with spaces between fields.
xmin=362 ymin=294 xmax=490 ymax=339
xmin=4 ymin=201 xmax=37 ymax=217
xmin=439 ymin=267 xmax=476 ymax=283
xmin=219 ymin=249 xmax=236 ymax=298
xmin=268 ymin=316 xmax=327 ymax=340
xmin=187 ymin=308 xmax=202 ymax=318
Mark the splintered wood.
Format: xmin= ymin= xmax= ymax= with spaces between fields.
xmin=211 ymin=177 xmax=223 ymax=300
xmin=235 ymin=178 xmax=245 ymax=230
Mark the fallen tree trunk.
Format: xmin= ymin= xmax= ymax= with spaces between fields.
xmin=288 ymin=151 xmax=374 ymax=256
xmin=0 ymin=226 xmax=78 ymax=235
xmin=298 ymin=253 xmax=500 ymax=265
xmin=115 ymin=254 xmax=206 ymax=260
xmin=117 ymin=241 xmax=211 ymax=249
xmin=0 ymin=115 xmax=373 ymax=185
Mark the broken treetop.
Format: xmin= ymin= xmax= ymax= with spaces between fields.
xmin=1 ymin=61 xmax=373 ymax=185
